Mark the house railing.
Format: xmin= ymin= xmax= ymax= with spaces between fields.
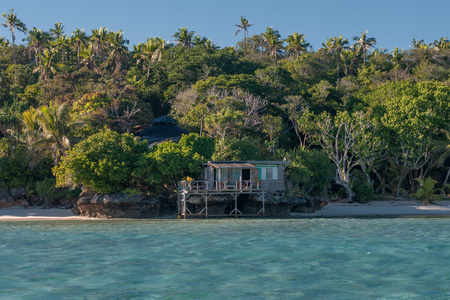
xmin=177 ymin=180 xmax=282 ymax=192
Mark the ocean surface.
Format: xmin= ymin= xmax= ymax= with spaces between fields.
xmin=1 ymin=218 xmax=449 ymax=299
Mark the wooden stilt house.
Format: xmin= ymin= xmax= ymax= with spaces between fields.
xmin=178 ymin=160 xmax=289 ymax=218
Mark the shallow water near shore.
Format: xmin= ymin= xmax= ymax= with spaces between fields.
xmin=1 ymin=219 xmax=449 ymax=299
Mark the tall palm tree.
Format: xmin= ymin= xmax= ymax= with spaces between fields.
xmin=262 ymin=27 xmax=283 ymax=60
xmin=391 ymin=47 xmax=405 ymax=68
xmin=2 ymin=9 xmax=27 ymax=81
xmin=133 ymin=37 xmax=165 ymax=78
xmin=192 ymin=35 xmax=208 ymax=47
xmin=411 ymin=38 xmax=428 ymax=49
xmin=79 ymin=44 xmax=97 ymax=72
xmin=91 ymin=27 xmax=109 ymax=72
xmin=433 ymin=37 xmax=450 ymax=50
xmin=50 ymin=22 xmax=64 ymax=41
xmin=235 ymin=16 xmax=253 ymax=55
xmin=107 ymin=30 xmax=129 ymax=74
xmin=53 ymin=35 xmax=70 ymax=70
xmin=205 ymin=39 xmax=219 ymax=50
xmin=353 ymin=30 xmax=376 ymax=64
xmin=174 ymin=27 xmax=195 ymax=48
xmin=24 ymin=27 xmax=50 ymax=66
xmin=285 ymin=31 xmax=309 ymax=59
xmin=322 ymin=35 xmax=349 ymax=79
xmin=71 ymin=28 xmax=88 ymax=69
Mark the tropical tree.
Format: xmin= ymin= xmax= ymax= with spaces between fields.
xmin=315 ymin=110 xmax=375 ymax=202
xmin=134 ymin=37 xmax=165 ymax=78
xmin=433 ymin=126 xmax=450 ymax=194
xmin=33 ymin=48 xmax=56 ymax=80
xmin=352 ymin=30 xmax=376 ymax=64
xmin=391 ymin=47 xmax=405 ymax=68
xmin=411 ymin=177 xmax=443 ymax=205
xmin=411 ymin=38 xmax=428 ymax=49
xmin=262 ymin=27 xmax=283 ymax=60
xmin=33 ymin=103 xmax=75 ymax=165
xmin=192 ymin=35 xmax=208 ymax=47
xmin=50 ymin=22 xmax=64 ymax=41
xmin=0 ymin=36 xmax=8 ymax=46
xmin=107 ymin=30 xmax=129 ymax=74
xmin=24 ymin=27 xmax=50 ymax=66
xmin=53 ymin=34 xmax=70 ymax=70
xmin=71 ymin=28 xmax=88 ymax=68
xmin=174 ymin=27 xmax=195 ymax=48
xmin=2 ymin=9 xmax=27 ymax=80
xmin=205 ymin=39 xmax=219 ymax=50
xmin=322 ymin=35 xmax=349 ymax=79
xmin=91 ymin=27 xmax=109 ymax=72
xmin=235 ymin=16 xmax=253 ymax=55
xmin=285 ymin=32 xmax=309 ymax=59
xmin=432 ymin=37 xmax=450 ymax=50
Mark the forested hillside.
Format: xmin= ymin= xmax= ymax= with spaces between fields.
xmin=1 ymin=11 xmax=449 ymax=204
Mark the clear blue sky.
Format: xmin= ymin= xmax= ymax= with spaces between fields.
xmin=1 ymin=0 xmax=449 ymax=52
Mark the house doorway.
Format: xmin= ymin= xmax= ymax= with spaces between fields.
xmin=242 ymin=169 xmax=250 ymax=181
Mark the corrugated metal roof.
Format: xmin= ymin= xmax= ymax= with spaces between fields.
xmin=209 ymin=162 xmax=256 ymax=169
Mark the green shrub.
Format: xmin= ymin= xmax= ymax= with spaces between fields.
xmin=353 ymin=182 xmax=375 ymax=203
xmin=283 ymin=149 xmax=334 ymax=196
xmin=36 ymin=177 xmax=64 ymax=205
xmin=54 ymin=129 xmax=149 ymax=194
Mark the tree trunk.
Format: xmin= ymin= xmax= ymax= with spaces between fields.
xmin=441 ymin=168 xmax=450 ymax=195
xmin=336 ymin=177 xmax=353 ymax=202
xmin=12 ymin=38 xmax=17 ymax=81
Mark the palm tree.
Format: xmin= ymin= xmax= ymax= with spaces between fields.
xmin=53 ymin=35 xmax=70 ymax=70
xmin=134 ymin=37 xmax=163 ymax=78
xmin=71 ymin=28 xmax=88 ymax=69
xmin=285 ymin=31 xmax=309 ymax=59
xmin=2 ymin=9 xmax=27 ymax=81
xmin=34 ymin=103 xmax=72 ymax=165
xmin=79 ymin=44 xmax=97 ymax=72
xmin=262 ymin=27 xmax=283 ymax=60
xmin=205 ymin=39 xmax=219 ymax=50
xmin=107 ymin=30 xmax=129 ymax=74
xmin=353 ymin=30 xmax=376 ymax=64
xmin=0 ymin=36 xmax=9 ymax=47
xmin=33 ymin=48 xmax=56 ymax=80
xmin=192 ymin=35 xmax=208 ymax=47
xmin=174 ymin=27 xmax=195 ymax=48
xmin=91 ymin=27 xmax=109 ymax=72
xmin=322 ymin=35 xmax=349 ymax=79
xmin=411 ymin=38 xmax=428 ymax=49
xmin=433 ymin=37 xmax=450 ymax=50
xmin=50 ymin=22 xmax=64 ymax=41
xmin=391 ymin=47 xmax=405 ymax=68
xmin=24 ymin=27 xmax=50 ymax=66
xmin=235 ymin=16 xmax=253 ymax=55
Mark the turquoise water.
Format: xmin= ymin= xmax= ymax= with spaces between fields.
xmin=1 ymin=219 xmax=450 ymax=299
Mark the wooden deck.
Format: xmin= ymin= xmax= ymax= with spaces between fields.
xmin=177 ymin=180 xmax=268 ymax=218
xmin=178 ymin=180 xmax=268 ymax=193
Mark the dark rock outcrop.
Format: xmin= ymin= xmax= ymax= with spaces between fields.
xmin=0 ymin=187 xmax=30 ymax=208
xmin=77 ymin=193 xmax=163 ymax=218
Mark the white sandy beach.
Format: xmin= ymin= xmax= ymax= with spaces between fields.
xmin=0 ymin=207 xmax=87 ymax=221
xmin=296 ymin=200 xmax=450 ymax=217
xmin=1 ymin=200 xmax=450 ymax=220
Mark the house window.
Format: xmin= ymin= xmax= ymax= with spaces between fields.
xmin=256 ymin=166 xmax=278 ymax=180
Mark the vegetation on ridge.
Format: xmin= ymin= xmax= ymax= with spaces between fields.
xmin=0 ymin=11 xmax=450 ymax=205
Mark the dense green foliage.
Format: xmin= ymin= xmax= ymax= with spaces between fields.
xmin=1 ymin=11 xmax=450 ymax=200
xmin=54 ymin=129 xmax=148 ymax=193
